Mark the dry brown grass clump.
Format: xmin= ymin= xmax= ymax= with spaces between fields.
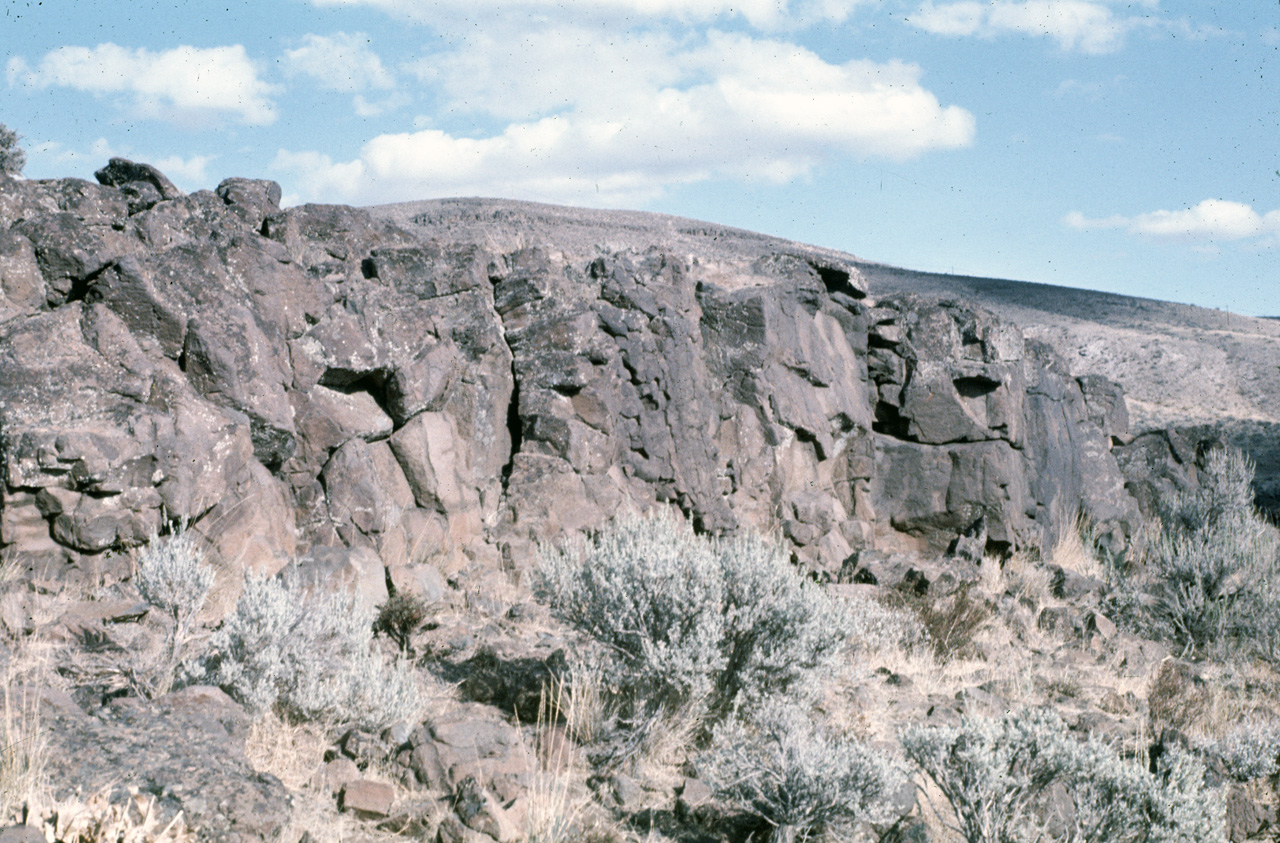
xmin=245 ymin=711 xmax=334 ymax=792
xmin=1047 ymin=512 xmax=1107 ymax=581
xmin=895 ymin=585 xmax=993 ymax=662
xmin=521 ymin=676 xmax=602 ymax=842
xmin=1 ymin=679 xmax=48 ymax=822
xmin=24 ymin=789 xmax=194 ymax=843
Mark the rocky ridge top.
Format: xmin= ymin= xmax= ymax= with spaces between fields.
xmin=0 ymin=170 xmax=1202 ymax=592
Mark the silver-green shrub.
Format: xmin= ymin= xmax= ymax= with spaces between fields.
xmin=901 ymin=708 xmax=1225 ymax=843
xmin=843 ymin=591 xmax=925 ymax=655
xmin=1161 ymin=447 xmax=1259 ymax=535
xmin=134 ymin=527 xmax=216 ymax=695
xmin=712 ymin=531 xmax=861 ymax=717
xmin=200 ymin=571 xmax=421 ymax=730
xmin=699 ymin=698 xmax=910 ymax=842
xmin=534 ymin=513 xmax=857 ymax=722
xmin=1198 ymin=718 xmax=1280 ymax=781
xmin=136 ymin=528 xmax=216 ymax=625
xmin=536 ymin=513 xmax=727 ymax=712
xmin=1126 ymin=447 xmax=1280 ymax=659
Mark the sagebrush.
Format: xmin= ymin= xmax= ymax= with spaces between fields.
xmin=134 ymin=527 xmax=216 ymax=695
xmin=901 ymin=708 xmax=1226 ymax=843
xmin=1198 ymin=718 xmax=1280 ymax=781
xmin=535 ymin=513 xmax=858 ymax=724
xmin=200 ymin=571 xmax=422 ymax=730
xmin=1113 ymin=447 xmax=1280 ymax=659
xmin=700 ymin=697 xmax=909 ymax=842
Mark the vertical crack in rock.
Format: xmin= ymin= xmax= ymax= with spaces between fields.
xmin=500 ymin=360 xmax=522 ymax=495
xmin=486 ymin=266 xmax=523 ymax=502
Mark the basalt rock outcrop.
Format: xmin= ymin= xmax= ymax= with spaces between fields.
xmin=856 ymin=261 xmax=1280 ymax=519
xmin=0 ymin=161 xmax=1144 ymax=601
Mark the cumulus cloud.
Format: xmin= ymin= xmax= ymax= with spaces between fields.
xmin=404 ymin=26 xmax=685 ymax=122
xmin=152 ymin=153 xmax=215 ymax=188
xmin=273 ymin=29 xmax=975 ymax=206
xmin=309 ymin=0 xmax=872 ymax=30
xmin=7 ymin=43 xmax=277 ymax=126
xmin=1065 ymin=200 xmax=1280 ymax=242
xmin=909 ymin=0 xmax=1150 ymax=53
xmin=353 ymin=92 xmax=410 ymax=117
xmin=283 ymin=32 xmax=395 ymax=93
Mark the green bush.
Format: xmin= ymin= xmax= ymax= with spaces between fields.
xmin=699 ymin=698 xmax=910 ymax=842
xmin=901 ymin=708 xmax=1226 ymax=843
xmin=200 ymin=571 xmax=421 ymax=730
xmin=534 ymin=513 xmax=858 ymax=724
xmin=374 ymin=590 xmax=430 ymax=654
xmin=0 ymin=124 xmax=24 ymax=178
xmin=1119 ymin=447 xmax=1280 ymax=659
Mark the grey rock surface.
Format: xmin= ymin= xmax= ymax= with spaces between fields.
xmin=0 ymin=172 xmax=1171 ymax=597
xmin=857 ymin=262 xmax=1280 ymax=515
xmin=2 ymin=170 xmax=1263 ymax=843
xmin=38 ymin=686 xmax=291 ymax=842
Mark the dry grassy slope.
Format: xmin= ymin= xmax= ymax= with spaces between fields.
xmin=368 ymin=198 xmax=1280 ymax=511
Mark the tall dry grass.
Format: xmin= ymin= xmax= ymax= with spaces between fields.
xmin=1 ymin=677 xmax=47 ymax=822
xmin=521 ymin=672 xmax=603 ymax=842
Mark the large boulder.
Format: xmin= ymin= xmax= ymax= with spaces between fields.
xmin=94 ymin=157 xmax=184 ymax=201
xmin=38 ymin=686 xmax=292 ymax=842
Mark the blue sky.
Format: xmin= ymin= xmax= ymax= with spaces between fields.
xmin=5 ymin=0 xmax=1278 ymax=314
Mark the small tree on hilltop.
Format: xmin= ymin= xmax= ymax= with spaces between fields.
xmin=0 ymin=124 xmax=26 ymax=178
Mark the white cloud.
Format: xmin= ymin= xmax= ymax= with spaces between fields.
xmin=309 ymin=0 xmax=871 ymax=30
xmin=908 ymin=1 xmax=985 ymax=36
xmin=1065 ymin=200 xmax=1280 ymax=243
xmin=910 ymin=1 xmax=1150 ymax=53
xmin=8 ymin=43 xmax=276 ymax=126
xmin=283 ymin=32 xmax=395 ymax=93
xmin=404 ymin=26 xmax=685 ymax=122
xmin=273 ymin=29 xmax=974 ymax=207
xmin=353 ymin=92 xmax=410 ymax=117
xmin=152 ymin=153 xmax=215 ymax=188
xmin=23 ymin=137 xmax=116 ymax=174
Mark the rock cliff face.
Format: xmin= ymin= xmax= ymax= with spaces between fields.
xmin=857 ymin=262 xmax=1280 ymax=518
xmin=0 ymin=162 xmax=1142 ymax=601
